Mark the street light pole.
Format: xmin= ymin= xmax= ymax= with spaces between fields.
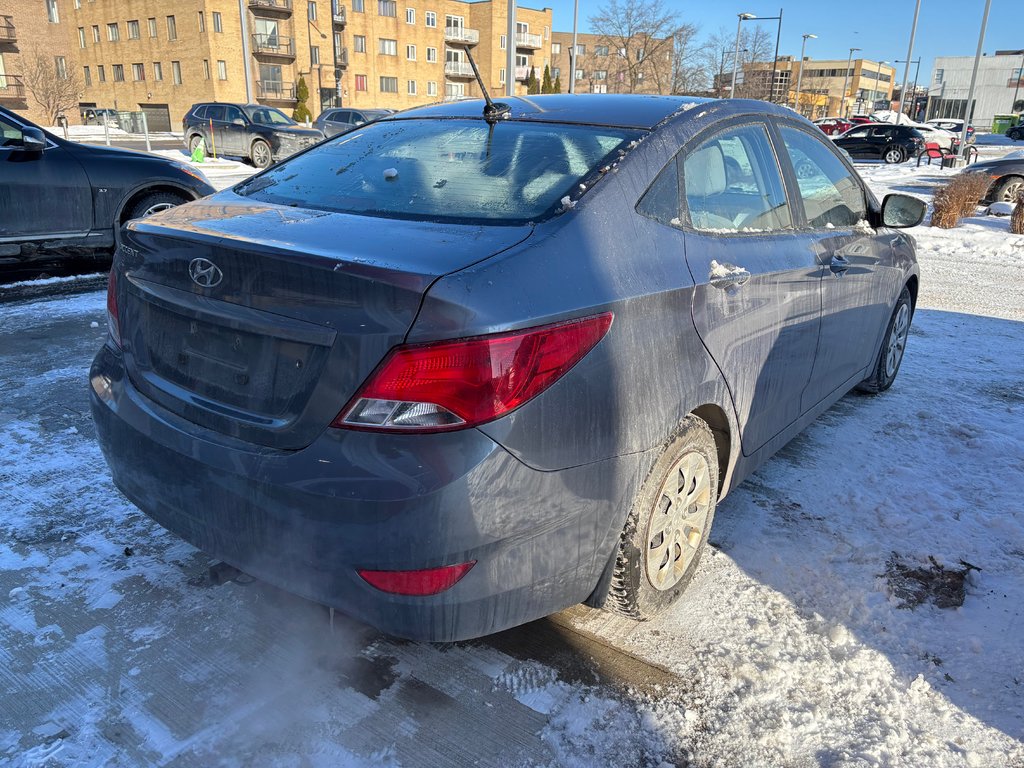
xmin=730 ymin=13 xmax=755 ymax=98
xmin=896 ymin=0 xmax=922 ymax=120
xmin=792 ymin=33 xmax=816 ymax=113
xmin=959 ymin=0 xmax=993 ymax=156
xmin=568 ymin=0 xmax=578 ymax=94
xmin=841 ymin=47 xmax=860 ymax=118
xmin=768 ymin=8 xmax=783 ymax=103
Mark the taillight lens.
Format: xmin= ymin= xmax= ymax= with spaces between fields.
xmin=333 ymin=312 xmax=613 ymax=432
xmin=358 ymin=562 xmax=476 ymax=596
xmin=106 ymin=269 xmax=121 ymax=348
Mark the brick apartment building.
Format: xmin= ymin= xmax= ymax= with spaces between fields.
xmin=548 ymin=31 xmax=673 ymax=95
xmin=2 ymin=0 xmax=554 ymax=128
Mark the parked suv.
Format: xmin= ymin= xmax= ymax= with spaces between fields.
xmin=314 ymin=108 xmax=395 ymax=138
xmin=1 ymin=105 xmax=213 ymax=267
xmin=183 ymin=103 xmax=323 ymax=168
xmin=833 ymin=124 xmax=925 ymax=163
xmin=1008 ymin=124 xmax=1024 ymax=142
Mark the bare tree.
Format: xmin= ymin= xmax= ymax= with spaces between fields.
xmin=702 ymin=25 xmax=774 ymax=99
xmin=669 ymin=23 xmax=712 ymax=95
xmin=22 ymin=51 xmax=81 ymax=126
xmin=588 ymin=0 xmax=685 ymax=94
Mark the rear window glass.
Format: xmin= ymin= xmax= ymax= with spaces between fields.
xmin=235 ymin=118 xmax=643 ymax=225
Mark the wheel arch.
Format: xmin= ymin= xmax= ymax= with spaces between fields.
xmin=691 ymin=403 xmax=733 ymax=499
xmin=116 ymin=182 xmax=201 ymax=225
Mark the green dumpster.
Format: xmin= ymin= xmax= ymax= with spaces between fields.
xmin=992 ymin=114 xmax=1019 ymax=134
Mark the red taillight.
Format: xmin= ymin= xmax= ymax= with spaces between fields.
xmin=358 ymin=562 xmax=475 ymax=596
xmin=333 ymin=312 xmax=613 ymax=432
xmin=106 ymin=269 xmax=121 ymax=348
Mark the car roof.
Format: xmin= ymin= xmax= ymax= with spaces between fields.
xmin=392 ymin=94 xmax=712 ymax=130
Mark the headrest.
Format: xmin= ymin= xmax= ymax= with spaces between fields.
xmin=684 ymin=144 xmax=726 ymax=197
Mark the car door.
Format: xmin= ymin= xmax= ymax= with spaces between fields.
xmin=773 ymin=121 xmax=899 ymax=409
xmin=867 ymin=126 xmax=895 ymax=157
xmin=202 ymin=105 xmax=229 ymax=155
xmin=325 ymin=109 xmax=350 ymax=137
xmin=0 ymin=112 xmax=92 ymax=242
xmin=836 ymin=126 xmax=871 ymax=157
xmin=220 ymin=105 xmax=247 ymax=155
xmin=679 ymin=120 xmax=823 ymax=456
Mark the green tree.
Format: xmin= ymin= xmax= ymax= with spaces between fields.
xmin=541 ymin=64 xmax=553 ymax=94
xmin=527 ymin=66 xmax=539 ymax=95
xmin=292 ymin=76 xmax=312 ymax=123
xmin=553 ymin=74 xmax=563 ymax=93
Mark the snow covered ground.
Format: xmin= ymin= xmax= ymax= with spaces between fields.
xmin=0 ymin=154 xmax=1022 ymax=767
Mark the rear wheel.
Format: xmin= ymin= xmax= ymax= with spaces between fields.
xmin=188 ymin=134 xmax=204 ymax=154
xmin=605 ymin=416 xmax=719 ymax=620
xmin=857 ymin=287 xmax=912 ymax=394
xmin=126 ymin=190 xmax=190 ymax=221
xmin=883 ymin=145 xmax=906 ymax=164
xmin=993 ymin=175 xmax=1024 ymax=204
xmin=250 ymin=139 xmax=273 ymax=169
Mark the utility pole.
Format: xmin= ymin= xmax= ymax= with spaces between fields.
xmin=569 ymin=0 xmax=578 ymax=94
xmin=841 ymin=47 xmax=860 ymax=118
xmin=792 ymin=33 xmax=816 ymax=113
xmin=896 ymin=0 xmax=922 ymax=120
xmin=506 ymin=0 xmax=516 ymax=96
xmin=730 ymin=13 xmax=755 ymax=98
xmin=238 ymin=0 xmax=254 ymax=102
xmin=959 ymin=0 xmax=993 ymax=156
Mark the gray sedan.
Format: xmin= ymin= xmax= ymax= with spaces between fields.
xmin=962 ymin=152 xmax=1024 ymax=203
xmin=91 ymin=95 xmax=925 ymax=641
xmin=313 ymin=107 xmax=394 ymax=138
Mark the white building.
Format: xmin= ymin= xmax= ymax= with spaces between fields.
xmin=927 ymin=50 xmax=1024 ymax=127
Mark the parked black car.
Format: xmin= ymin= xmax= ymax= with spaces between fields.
xmin=183 ymin=103 xmax=323 ymax=169
xmin=1 ymin=105 xmax=214 ymax=266
xmin=832 ymin=124 xmax=926 ymax=163
xmin=313 ymin=107 xmax=394 ymax=138
xmin=1008 ymin=124 xmax=1024 ymax=142
xmin=960 ymin=153 xmax=1024 ymax=203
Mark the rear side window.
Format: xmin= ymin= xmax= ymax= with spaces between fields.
xmin=205 ymin=105 xmax=225 ymax=121
xmin=192 ymin=105 xmax=208 ymax=120
xmin=637 ymin=158 xmax=680 ymax=227
xmin=779 ymin=126 xmax=866 ymax=229
xmin=236 ymin=118 xmax=643 ymax=225
xmin=682 ymin=124 xmax=791 ymax=233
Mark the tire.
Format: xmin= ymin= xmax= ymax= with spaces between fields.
xmin=1008 ymin=128 xmax=1023 ymax=142
xmin=857 ymin=287 xmax=913 ymax=394
xmin=992 ymin=175 xmax=1024 ymax=204
xmin=188 ymin=134 xmax=204 ymax=153
xmin=250 ymin=139 xmax=273 ymax=169
xmin=125 ymin=190 xmax=190 ymax=221
xmin=883 ymin=145 xmax=906 ymax=164
xmin=605 ymin=416 xmax=719 ymax=620
xmin=795 ymin=158 xmax=816 ymax=179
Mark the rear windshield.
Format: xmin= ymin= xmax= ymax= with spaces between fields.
xmin=235 ymin=118 xmax=643 ymax=224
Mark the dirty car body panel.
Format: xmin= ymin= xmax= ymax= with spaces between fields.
xmin=91 ymin=95 xmax=920 ymax=641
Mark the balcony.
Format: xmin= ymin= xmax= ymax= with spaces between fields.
xmin=256 ymin=80 xmax=296 ymax=101
xmin=332 ymin=6 xmax=346 ymax=25
xmin=515 ymin=65 xmax=530 ymax=81
xmin=515 ymin=31 xmax=542 ymax=50
xmin=444 ymin=61 xmax=474 ymax=79
xmin=251 ymin=34 xmax=295 ymax=59
xmin=443 ymin=26 xmax=479 ymax=46
xmin=248 ymin=0 xmax=292 ymax=15
xmin=0 ymin=74 xmax=25 ymax=100
xmin=335 ymin=47 xmax=348 ymax=68
xmin=0 ymin=16 xmax=15 ymax=43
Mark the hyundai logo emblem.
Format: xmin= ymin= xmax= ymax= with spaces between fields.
xmin=189 ymin=258 xmax=223 ymax=288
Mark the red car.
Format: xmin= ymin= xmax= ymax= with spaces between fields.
xmin=814 ymin=117 xmax=853 ymax=136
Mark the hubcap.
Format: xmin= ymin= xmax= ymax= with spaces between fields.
xmin=885 ymin=148 xmax=902 ymax=163
xmin=254 ymin=143 xmax=270 ymax=166
xmin=885 ymin=303 xmax=910 ymax=379
xmin=142 ymin=202 xmax=175 ymax=217
xmin=645 ymin=452 xmax=713 ymax=591
xmin=999 ymin=181 xmax=1023 ymax=203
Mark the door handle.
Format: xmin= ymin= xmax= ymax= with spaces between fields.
xmin=709 ymin=261 xmax=751 ymax=290
xmin=830 ymin=253 xmax=850 ymax=275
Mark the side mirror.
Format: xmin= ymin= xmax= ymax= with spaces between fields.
xmin=232 ymin=118 xmax=246 ymax=126
xmin=20 ymin=127 xmax=46 ymax=153
xmin=881 ymin=193 xmax=926 ymax=228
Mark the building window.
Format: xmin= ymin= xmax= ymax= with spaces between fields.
xmin=552 ymin=67 xmax=559 ymax=79
xmin=153 ymin=61 xmax=163 ymax=80
xmin=380 ymin=76 xmax=398 ymax=93
xmin=352 ymin=0 xmax=364 ymax=11
xmin=355 ymin=74 xmax=367 ymax=91
xmin=148 ymin=18 xmax=157 ymax=37
xmin=98 ymin=65 xmax=106 ymax=82
xmin=310 ymin=45 xmax=319 ymax=64
xmin=378 ymin=0 xmax=397 ymax=16
xmin=55 ymin=56 xmax=68 ymax=79
xmin=551 ymin=42 xmax=560 ymax=54
xmin=92 ymin=25 xmax=100 ymax=42
xmin=78 ymin=27 xmax=86 ymax=47
xmin=198 ymin=11 xmax=205 ymax=32
xmin=107 ymin=23 xmax=119 ymax=42
xmin=172 ymin=60 xmax=182 ymax=84
xmin=132 ymin=62 xmax=145 ymax=81
xmin=112 ymin=64 xmax=125 ymax=82
xmin=406 ymin=44 xmax=416 ymax=60
xmin=308 ymin=1 xmax=317 ymax=21
xmin=592 ymin=84 xmax=607 ymax=93
xmin=83 ymin=66 xmax=91 ymax=85
xmin=595 ymin=45 xmax=608 ymax=56
xmin=934 ymin=68 xmax=944 ymax=84
xmin=74 ymin=0 xmax=81 ymax=8
xmin=353 ymin=35 xmax=366 ymax=53
xmin=594 ymin=70 xmax=606 ymax=80
xmin=127 ymin=19 xmax=140 ymax=39
xmin=203 ymin=59 xmax=210 ymax=79
xmin=575 ymin=44 xmax=585 ymax=55
xmin=425 ymin=11 xmax=436 ymax=27
xmin=500 ymin=35 xmax=506 ymax=50
xmin=46 ymin=0 xmax=59 ymax=24
xmin=167 ymin=16 xmax=177 ymax=41
xmin=217 ymin=60 xmax=227 ymax=79
xmin=406 ymin=7 xmax=415 ymax=24
xmin=407 ymin=79 xmax=416 ymax=95
xmin=213 ymin=12 xmax=222 ymax=32
xmin=427 ymin=80 xmax=436 ymax=96
xmin=499 ymin=68 xmax=505 ymax=82
xmin=636 ymin=49 xmax=644 ymax=61
xmin=379 ymin=38 xmax=397 ymax=56
xmin=574 ymin=69 xmax=583 ymax=81
xmin=426 ymin=46 xmax=437 ymax=62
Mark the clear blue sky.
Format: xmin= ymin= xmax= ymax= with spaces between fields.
xmin=537 ymin=0 xmax=1023 ymax=85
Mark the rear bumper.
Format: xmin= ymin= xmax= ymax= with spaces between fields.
xmin=89 ymin=343 xmax=642 ymax=641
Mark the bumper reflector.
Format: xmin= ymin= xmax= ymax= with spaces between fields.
xmin=357 ymin=561 xmax=476 ymax=596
